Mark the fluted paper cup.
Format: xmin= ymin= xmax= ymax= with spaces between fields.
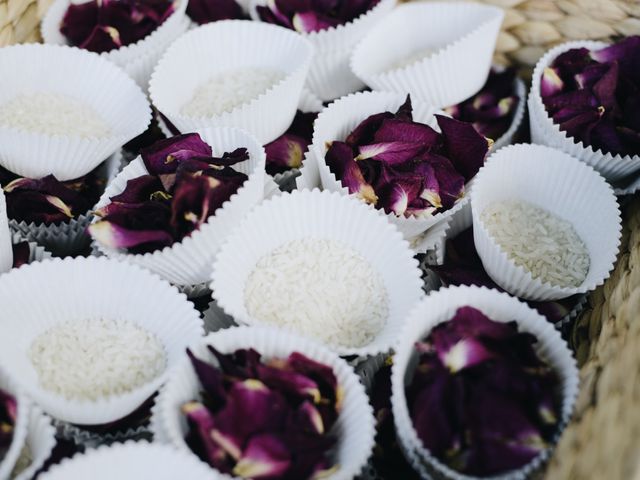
xmin=0 ymin=366 xmax=29 ymax=480
xmin=13 ymin=407 xmax=56 ymax=480
xmin=7 ymin=232 xmax=52 ymax=273
xmin=0 ymin=256 xmax=203 ymax=426
xmin=92 ymin=127 xmax=266 ymax=286
xmin=528 ymin=40 xmax=640 ymax=182
xmin=211 ymin=189 xmax=423 ymax=357
xmin=40 ymin=441 xmax=221 ymax=480
xmin=8 ymin=150 xmax=122 ymax=258
xmin=150 ymin=20 xmax=313 ymax=145
xmin=493 ymin=77 xmax=527 ymax=151
xmin=351 ymin=2 xmax=503 ymax=109
xmin=392 ymin=285 xmax=579 ymax=480
xmin=152 ymin=326 xmax=375 ymax=480
xmin=42 ymin=0 xmax=190 ymax=90
xmin=0 ymin=44 xmax=150 ymax=181
xmin=471 ymin=143 xmax=621 ymax=301
xmin=313 ymin=90 xmax=471 ymax=240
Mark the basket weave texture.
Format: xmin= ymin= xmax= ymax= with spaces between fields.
xmin=0 ymin=0 xmax=53 ymax=47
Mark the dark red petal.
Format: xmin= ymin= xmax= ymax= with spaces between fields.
xmin=373 ymin=118 xmax=441 ymax=147
xmin=110 ymin=175 xmax=165 ymax=203
xmin=141 ymin=133 xmax=213 ymax=175
xmin=187 ymin=0 xmax=245 ymax=24
xmin=60 ymin=0 xmax=99 ymax=46
xmin=436 ymin=115 xmax=489 ymax=182
xmin=345 ymin=112 xmax=395 ymax=146
xmin=325 ymin=141 xmax=378 ymax=204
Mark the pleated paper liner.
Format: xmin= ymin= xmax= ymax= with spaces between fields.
xmin=12 ymin=406 xmax=56 ymax=480
xmin=9 ymin=150 xmax=122 ymax=258
xmin=92 ymin=126 xmax=265 ymax=286
xmin=211 ymin=189 xmax=423 ymax=358
xmin=39 ymin=441 xmax=222 ymax=480
xmin=0 ymin=186 xmax=12 ymax=273
xmin=7 ymin=231 xmax=52 ymax=272
xmin=151 ymin=326 xmax=376 ymax=480
xmin=471 ymin=143 xmax=621 ymax=301
xmin=493 ymin=76 xmax=527 ymax=151
xmin=42 ymin=0 xmax=190 ymax=90
xmin=0 ymin=44 xmax=151 ymax=181
xmin=149 ymin=20 xmax=313 ymax=145
xmin=0 ymin=366 xmax=30 ymax=480
xmin=350 ymin=2 xmax=503 ymax=109
xmin=312 ymin=90 xmax=470 ymax=240
xmin=391 ymin=285 xmax=579 ymax=480
xmin=528 ymin=40 xmax=640 ymax=182
xmin=0 ymin=256 xmax=203 ymax=426
xmin=202 ymin=299 xmax=237 ymax=334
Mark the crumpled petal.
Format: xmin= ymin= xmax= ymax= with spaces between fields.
xmin=325 ymin=141 xmax=378 ymax=205
xmin=110 ymin=175 xmax=164 ymax=203
xmin=187 ymin=349 xmax=227 ymax=410
xmin=186 ymin=0 xmax=245 ymax=24
xmin=141 ymin=133 xmax=213 ymax=175
xmin=436 ymin=114 xmax=489 ymax=182
xmin=233 ymin=434 xmax=291 ymax=479
xmin=373 ymin=118 xmax=441 ymax=146
xmin=292 ymin=11 xmax=339 ymax=33
xmin=256 ymin=363 xmax=322 ymax=404
xmin=356 ymin=141 xmax=424 ymax=164
xmin=345 ymin=112 xmax=395 ymax=147
xmin=265 ymin=133 xmax=307 ymax=171
xmin=376 ymin=179 xmax=422 ymax=216
xmin=87 ymin=220 xmax=173 ymax=251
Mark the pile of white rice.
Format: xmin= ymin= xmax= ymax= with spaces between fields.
xmin=481 ymin=199 xmax=590 ymax=287
xmin=29 ymin=318 xmax=166 ymax=401
xmin=0 ymin=93 xmax=111 ymax=137
xmin=181 ymin=67 xmax=285 ymax=117
xmin=244 ymin=238 xmax=388 ymax=349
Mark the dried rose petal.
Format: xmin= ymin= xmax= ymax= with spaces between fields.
xmin=325 ymin=141 xmax=378 ymax=205
xmin=141 ymin=133 xmax=213 ymax=175
xmin=187 ymin=0 xmax=245 ymax=24
xmin=257 ymin=0 xmax=378 ymax=31
xmin=233 ymin=434 xmax=291 ymax=478
xmin=436 ymin=115 xmax=489 ymax=182
xmin=87 ymin=219 xmax=174 ymax=251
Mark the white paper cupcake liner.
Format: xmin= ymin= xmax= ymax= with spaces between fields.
xmin=0 ymin=256 xmax=204 ymax=426
xmin=351 ymin=2 xmax=503 ymax=109
xmin=391 ymin=285 xmax=579 ymax=480
xmin=493 ymin=77 xmax=527 ymax=151
xmin=201 ymin=299 xmax=237 ymax=334
xmin=92 ymin=126 xmax=266 ymax=286
xmin=410 ymin=214 xmax=452 ymax=258
xmin=0 ymin=366 xmax=30 ymax=480
xmin=0 ymin=187 xmax=12 ymax=273
xmin=211 ymin=189 xmax=424 ymax=357
xmin=313 ymin=90 xmax=470 ymax=240
xmin=471 ymin=143 xmax=621 ymax=301
xmin=150 ymin=20 xmax=313 ymax=145
xmin=295 ymin=148 xmax=321 ymax=190
xmin=13 ymin=407 xmax=56 ymax=480
xmin=528 ymin=40 xmax=640 ymax=182
xmin=42 ymin=0 xmax=190 ymax=90
xmin=152 ymin=325 xmax=376 ymax=480
xmin=53 ymin=417 xmax=152 ymax=449
xmin=39 ymin=440 xmax=223 ymax=480
xmin=0 ymin=44 xmax=151 ymax=181
xmin=8 ymin=150 xmax=122 ymax=258
xmin=8 ymin=232 xmax=52 ymax=270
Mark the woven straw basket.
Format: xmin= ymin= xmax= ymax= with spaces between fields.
xmin=2 ymin=1 xmax=640 ymax=479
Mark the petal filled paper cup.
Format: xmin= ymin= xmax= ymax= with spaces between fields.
xmin=149 ymin=20 xmax=313 ymax=145
xmin=0 ymin=256 xmax=204 ymax=425
xmin=312 ymin=90 xmax=471 ymax=240
xmin=471 ymin=143 xmax=621 ymax=301
xmin=391 ymin=285 xmax=579 ymax=480
xmin=151 ymin=326 xmax=376 ymax=480
xmin=91 ymin=126 xmax=266 ymax=287
xmin=528 ymin=40 xmax=640 ymax=182
xmin=40 ymin=441 xmax=222 ymax=480
xmin=350 ymin=1 xmax=503 ymax=109
xmin=210 ymin=189 xmax=424 ymax=358
xmin=41 ymin=0 xmax=190 ymax=90
xmin=0 ymin=44 xmax=151 ymax=181
xmin=0 ymin=366 xmax=30 ymax=480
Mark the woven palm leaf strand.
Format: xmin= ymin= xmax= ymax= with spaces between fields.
xmin=0 ymin=0 xmax=53 ymax=47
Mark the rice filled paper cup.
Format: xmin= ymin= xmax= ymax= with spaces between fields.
xmin=0 ymin=44 xmax=150 ymax=181
xmin=0 ymin=367 xmax=29 ymax=480
xmin=313 ymin=90 xmax=471 ymax=240
xmin=471 ymin=143 xmax=621 ymax=301
xmin=248 ymin=0 xmax=395 ymax=101
xmin=13 ymin=407 xmax=56 ymax=480
xmin=528 ymin=40 xmax=640 ymax=182
xmin=350 ymin=2 xmax=503 ymax=109
xmin=211 ymin=189 xmax=423 ymax=358
xmin=0 ymin=256 xmax=203 ymax=426
xmin=91 ymin=127 xmax=266 ymax=287
xmin=150 ymin=20 xmax=313 ymax=145
xmin=39 ymin=441 xmax=223 ymax=480
xmin=152 ymin=325 xmax=376 ymax=480
xmin=391 ymin=285 xmax=579 ymax=480
xmin=42 ymin=0 xmax=190 ymax=90
xmin=9 ymin=150 xmax=122 ymax=258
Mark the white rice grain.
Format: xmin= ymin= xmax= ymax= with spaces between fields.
xmin=29 ymin=319 xmax=166 ymax=401
xmin=481 ymin=199 xmax=590 ymax=288
xmin=181 ymin=68 xmax=285 ymax=117
xmin=244 ymin=238 xmax=388 ymax=349
xmin=0 ymin=93 xmax=111 ymax=137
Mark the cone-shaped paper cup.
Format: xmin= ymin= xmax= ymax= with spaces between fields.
xmin=471 ymin=143 xmax=621 ymax=301
xmin=528 ymin=40 xmax=640 ymax=182
xmin=42 ymin=0 xmax=190 ymax=90
xmin=150 ymin=20 xmax=313 ymax=145
xmin=152 ymin=326 xmax=376 ymax=480
xmin=13 ymin=407 xmax=56 ymax=480
xmin=0 ymin=256 xmax=203 ymax=425
xmin=40 ymin=441 xmax=222 ymax=480
xmin=392 ymin=285 xmax=579 ymax=480
xmin=351 ymin=2 xmax=503 ymax=109
xmin=91 ymin=127 xmax=266 ymax=287
xmin=0 ymin=44 xmax=151 ymax=181
xmin=0 ymin=366 xmax=30 ymax=480
xmin=312 ymin=90 xmax=471 ymax=240
xmin=211 ymin=189 xmax=423 ymax=357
